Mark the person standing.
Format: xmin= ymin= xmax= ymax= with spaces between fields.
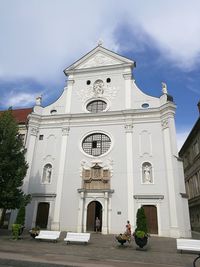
xmin=95 ymin=217 xmax=100 ymax=232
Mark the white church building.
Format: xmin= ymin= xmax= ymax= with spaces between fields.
xmin=24 ymin=44 xmax=191 ymax=238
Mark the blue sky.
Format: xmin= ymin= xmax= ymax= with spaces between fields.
xmin=0 ymin=0 xmax=200 ymax=149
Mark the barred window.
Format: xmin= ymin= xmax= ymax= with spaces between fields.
xmin=82 ymin=133 xmax=111 ymax=156
xmin=86 ymin=100 xmax=107 ymax=113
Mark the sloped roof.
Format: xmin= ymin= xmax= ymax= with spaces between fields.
xmin=64 ymin=45 xmax=135 ymax=75
xmin=0 ymin=108 xmax=32 ymax=124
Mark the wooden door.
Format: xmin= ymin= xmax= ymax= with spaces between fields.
xmin=35 ymin=202 xmax=49 ymax=229
xmin=87 ymin=201 xmax=96 ymax=231
xmin=143 ymin=205 xmax=158 ymax=234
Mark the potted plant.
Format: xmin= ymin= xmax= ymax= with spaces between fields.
xmin=12 ymin=205 xmax=25 ymax=239
xmin=29 ymin=226 xmax=40 ymax=238
xmin=115 ymin=233 xmax=130 ymax=245
xmin=134 ymin=207 xmax=148 ymax=248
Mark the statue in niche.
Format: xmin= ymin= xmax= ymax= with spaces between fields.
xmin=143 ymin=163 xmax=152 ymax=184
xmin=43 ymin=164 xmax=52 ymax=183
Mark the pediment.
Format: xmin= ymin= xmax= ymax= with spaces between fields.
xmin=76 ymin=51 xmax=122 ymax=69
xmin=64 ymin=45 xmax=134 ymax=74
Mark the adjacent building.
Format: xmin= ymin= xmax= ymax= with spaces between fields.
xmin=179 ymin=102 xmax=200 ymax=232
xmin=23 ymin=44 xmax=190 ymax=237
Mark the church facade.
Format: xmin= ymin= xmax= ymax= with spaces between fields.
xmin=24 ymin=44 xmax=191 ymax=237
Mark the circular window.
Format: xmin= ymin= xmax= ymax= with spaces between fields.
xmin=86 ymin=100 xmax=107 ymax=113
xmin=82 ymin=133 xmax=111 ymax=156
xmin=106 ymin=78 xmax=111 ymax=83
xmin=86 ymin=80 xmax=91 ymax=85
xmin=141 ymin=103 xmax=149 ymax=108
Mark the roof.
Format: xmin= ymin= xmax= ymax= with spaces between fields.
xmin=179 ymin=116 xmax=200 ymax=156
xmin=0 ymin=108 xmax=32 ymax=124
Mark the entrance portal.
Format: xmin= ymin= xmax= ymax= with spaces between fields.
xmin=86 ymin=201 xmax=102 ymax=232
xmin=35 ymin=202 xmax=49 ymax=229
xmin=143 ymin=205 xmax=158 ymax=234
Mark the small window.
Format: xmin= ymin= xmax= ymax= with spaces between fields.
xmin=39 ymin=135 xmax=44 ymax=140
xmin=86 ymin=80 xmax=91 ymax=85
xmin=141 ymin=103 xmax=149 ymax=108
xmin=50 ymin=109 xmax=57 ymax=115
xmin=106 ymin=78 xmax=111 ymax=83
xmin=86 ymin=100 xmax=107 ymax=113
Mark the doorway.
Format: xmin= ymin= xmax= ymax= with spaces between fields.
xmin=35 ymin=202 xmax=49 ymax=229
xmin=143 ymin=205 xmax=158 ymax=234
xmin=86 ymin=201 xmax=102 ymax=232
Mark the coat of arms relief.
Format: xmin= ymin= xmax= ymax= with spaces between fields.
xmin=80 ymin=159 xmax=113 ymax=190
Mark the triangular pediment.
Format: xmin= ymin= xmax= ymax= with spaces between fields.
xmin=64 ymin=45 xmax=135 ymax=74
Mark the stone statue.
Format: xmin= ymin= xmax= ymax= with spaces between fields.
xmin=143 ymin=164 xmax=152 ymax=183
xmin=161 ymin=82 xmax=168 ymax=94
xmin=36 ymin=95 xmax=42 ymax=106
xmin=43 ymin=165 xmax=52 ymax=183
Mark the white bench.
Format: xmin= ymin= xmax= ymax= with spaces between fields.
xmin=176 ymin=239 xmax=200 ymax=267
xmin=64 ymin=232 xmax=90 ymax=244
xmin=35 ymin=230 xmax=61 ymax=242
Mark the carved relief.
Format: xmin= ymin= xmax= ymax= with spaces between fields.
xmin=162 ymin=119 xmax=169 ymax=130
xmin=78 ymin=53 xmax=121 ymax=69
xmin=62 ymin=127 xmax=70 ymax=136
xmin=124 ymin=123 xmax=133 ymax=133
xmin=76 ymin=81 xmax=118 ymax=103
xmin=80 ymin=159 xmax=113 ymax=189
xmin=30 ymin=127 xmax=39 ymax=136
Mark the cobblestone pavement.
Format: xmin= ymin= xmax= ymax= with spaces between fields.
xmin=0 ymin=230 xmax=199 ymax=267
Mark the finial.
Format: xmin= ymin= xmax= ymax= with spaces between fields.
xmin=161 ymin=82 xmax=168 ymax=94
xmin=35 ymin=95 xmax=42 ymax=106
xmin=98 ymin=39 xmax=103 ymax=46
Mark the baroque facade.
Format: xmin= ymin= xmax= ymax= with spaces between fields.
xmin=179 ymin=103 xmax=200 ymax=232
xmin=23 ymin=44 xmax=191 ymax=237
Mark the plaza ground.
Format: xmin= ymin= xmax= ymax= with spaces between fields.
xmin=0 ymin=230 xmax=199 ymax=267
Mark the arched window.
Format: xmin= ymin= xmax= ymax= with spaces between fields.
xmin=42 ymin=164 xmax=52 ymax=184
xmin=142 ymin=162 xmax=153 ymax=184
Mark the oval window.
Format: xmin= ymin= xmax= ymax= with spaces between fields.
xmin=86 ymin=100 xmax=107 ymax=113
xmin=141 ymin=103 xmax=149 ymax=108
xmin=82 ymin=133 xmax=111 ymax=156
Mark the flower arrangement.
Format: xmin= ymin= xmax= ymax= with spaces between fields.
xmin=29 ymin=227 xmax=40 ymax=238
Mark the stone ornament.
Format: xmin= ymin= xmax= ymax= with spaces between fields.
xmin=93 ymin=79 xmax=104 ymax=96
xmin=76 ymin=82 xmax=118 ymax=103
xmin=78 ymin=53 xmax=120 ymax=69
xmin=161 ymin=119 xmax=169 ymax=130
xmin=142 ymin=162 xmax=153 ymax=184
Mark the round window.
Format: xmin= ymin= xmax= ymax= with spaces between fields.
xmin=86 ymin=100 xmax=107 ymax=113
xmin=82 ymin=133 xmax=111 ymax=156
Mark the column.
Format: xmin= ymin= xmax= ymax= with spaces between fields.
xmin=162 ymin=118 xmax=179 ymax=236
xmin=125 ymin=122 xmax=135 ymax=227
xmin=123 ymin=73 xmax=132 ymax=109
xmin=102 ymin=192 xmax=108 ymax=234
xmin=65 ymin=77 xmax=74 ymax=113
xmin=77 ymin=191 xmax=85 ymax=233
xmin=23 ymin=127 xmax=38 ymax=193
xmin=51 ymin=126 xmax=70 ymax=230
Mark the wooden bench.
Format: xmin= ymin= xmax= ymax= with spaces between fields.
xmin=64 ymin=232 xmax=90 ymax=244
xmin=35 ymin=230 xmax=61 ymax=242
xmin=176 ymin=239 xmax=200 ymax=267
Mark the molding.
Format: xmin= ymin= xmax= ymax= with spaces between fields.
xmin=133 ymin=195 xmax=164 ymax=199
xmin=77 ymin=188 xmax=114 ymax=194
xmin=31 ymin=193 xmax=56 ymax=198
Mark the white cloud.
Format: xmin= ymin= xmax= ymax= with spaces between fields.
xmin=0 ymin=0 xmax=200 ymax=85
xmin=1 ymin=91 xmax=36 ymax=108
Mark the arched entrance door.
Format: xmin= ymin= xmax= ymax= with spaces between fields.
xmin=86 ymin=201 xmax=102 ymax=232
xmin=143 ymin=205 xmax=158 ymax=234
xmin=35 ymin=202 xmax=49 ymax=229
